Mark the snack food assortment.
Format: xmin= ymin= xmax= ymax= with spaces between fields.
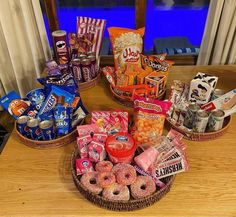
xmin=167 ymin=74 xmax=235 ymax=133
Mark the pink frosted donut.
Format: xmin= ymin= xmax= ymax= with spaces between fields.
xmin=97 ymin=172 xmax=116 ymax=188
xmin=103 ymin=183 xmax=130 ymax=201
xmin=80 ymin=172 xmax=103 ymax=195
xmin=116 ymin=165 xmax=137 ymax=185
xmin=95 ymin=161 xmax=113 ymax=172
xmin=112 ymin=163 xmax=133 ymax=175
xmin=130 ymin=176 xmax=156 ymax=199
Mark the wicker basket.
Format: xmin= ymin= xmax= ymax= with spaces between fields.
xmin=110 ymin=86 xmax=166 ymax=108
xmin=79 ymin=72 xmax=101 ymax=91
xmin=71 ymin=149 xmax=175 ymax=211
xmin=165 ymin=116 xmax=232 ymax=141
xmin=15 ymin=119 xmax=84 ymax=149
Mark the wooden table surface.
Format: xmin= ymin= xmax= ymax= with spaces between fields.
xmin=0 ymin=65 xmax=236 ymax=217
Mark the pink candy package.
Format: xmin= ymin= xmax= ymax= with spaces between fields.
xmin=87 ymin=141 xmax=106 ymax=162
xmin=77 ymin=135 xmax=92 ymax=158
xmin=76 ymin=158 xmax=94 ymax=175
xmin=77 ymin=124 xmax=100 ymax=137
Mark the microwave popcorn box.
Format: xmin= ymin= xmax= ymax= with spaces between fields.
xmin=144 ymin=74 xmax=166 ymax=97
xmin=201 ymin=89 xmax=236 ymax=117
xmin=188 ymin=72 xmax=218 ymax=104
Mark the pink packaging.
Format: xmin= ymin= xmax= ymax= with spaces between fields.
xmin=76 ymin=158 xmax=94 ymax=175
xmin=109 ymin=110 xmax=128 ymax=133
xmin=87 ymin=141 xmax=106 ymax=162
xmin=92 ymin=133 xmax=108 ymax=144
xmin=77 ymin=124 xmax=100 ymax=137
xmin=77 ymin=135 xmax=92 ymax=158
xmin=91 ymin=111 xmax=110 ymax=132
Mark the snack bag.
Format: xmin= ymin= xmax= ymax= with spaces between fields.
xmin=108 ymin=27 xmax=145 ymax=70
xmin=132 ymin=96 xmax=172 ymax=148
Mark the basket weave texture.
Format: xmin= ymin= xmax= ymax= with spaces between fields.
xmin=79 ymin=73 xmax=101 ymax=91
xmin=71 ymin=149 xmax=175 ymax=211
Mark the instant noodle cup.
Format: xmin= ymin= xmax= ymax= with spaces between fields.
xmin=105 ymin=132 xmax=137 ymax=164
xmin=108 ymin=27 xmax=145 ymax=70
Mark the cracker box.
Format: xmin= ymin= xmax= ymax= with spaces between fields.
xmin=144 ymin=74 xmax=166 ymax=97
xmin=188 ymin=72 xmax=218 ymax=104
xmin=201 ymin=89 xmax=236 ymax=117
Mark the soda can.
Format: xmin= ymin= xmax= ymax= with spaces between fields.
xmin=81 ymin=58 xmax=92 ymax=82
xmin=211 ymin=89 xmax=225 ymax=101
xmin=87 ymin=55 xmax=97 ymax=78
xmin=26 ymin=88 xmax=45 ymax=111
xmin=183 ymin=103 xmax=200 ymax=129
xmin=207 ymin=109 xmax=225 ymax=132
xmin=39 ymin=120 xmax=55 ymax=140
xmin=53 ymin=106 xmax=73 ymax=136
xmin=17 ymin=115 xmax=30 ymax=138
xmin=71 ymin=58 xmax=83 ymax=83
xmin=27 ymin=118 xmax=43 ymax=140
xmin=192 ymin=110 xmax=209 ymax=133
xmin=52 ymin=30 xmax=70 ymax=65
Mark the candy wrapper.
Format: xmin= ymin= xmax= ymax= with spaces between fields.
xmin=45 ymin=60 xmax=61 ymax=76
xmin=77 ymin=124 xmax=101 ymax=137
xmin=0 ymin=91 xmax=30 ymax=119
xmin=76 ymin=16 xmax=106 ymax=57
xmin=108 ymin=27 xmax=145 ymax=70
xmin=76 ymin=158 xmax=94 ymax=175
xmin=102 ymin=66 xmax=116 ymax=87
xmin=77 ymin=135 xmax=92 ymax=159
xmin=132 ymin=96 xmax=172 ymax=148
xmin=87 ymin=141 xmax=106 ymax=162
xmin=26 ymin=88 xmax=46 ymax=111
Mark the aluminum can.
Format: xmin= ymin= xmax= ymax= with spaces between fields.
xmin=192 ymin=110 xmax=209 ymax=133
xmin=211 ymin=89 xmax=225 ymax=101
xmin=87 ymin=55 xmax=97 ymax=78
xmin=71 ymin=58 xmax=83 ymax=83
xmin=81 ymin=58 xmax=92 ymax=82
xmin=78 ymin=54 xmax=87 ymax=60
xmin=52 ymin=30 xmax=70 ymax=64
xmin=27 ymin=118 xmax=43 ymax=140
xmin=207 ymin=109 xmax=225 ymax=131
xmin=17 ymin=115 xmax=30 ymax=138
xmin=39 ymin=120 xmax=55 ymax=140
xmin=183 ymin=103 xmax=200 ymax=129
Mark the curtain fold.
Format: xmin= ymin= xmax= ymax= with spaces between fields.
xmin=197 ymin=0 xmax=236 ymax=65
xmin=0 ymin=0 xmax=51 ymax=97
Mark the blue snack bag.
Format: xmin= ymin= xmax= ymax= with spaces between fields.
xmin=26 ymin=88 xmax=46 ymax=111
xmin=0 ymin=91 xmax=30 ymax=119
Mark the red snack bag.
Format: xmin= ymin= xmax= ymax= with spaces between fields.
xmin=76 ymin=158 xmax=94 ymax=175
xmin=132 ymin=96 xmax=172 ymax=148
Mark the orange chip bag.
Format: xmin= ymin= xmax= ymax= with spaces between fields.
xmin=108 ymin=27 xmax=145 ymax=70
xmin=132 ymin=96 xmax=172 ymax=148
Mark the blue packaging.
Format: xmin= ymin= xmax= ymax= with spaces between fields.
xmin=0 ymin=91 xmax=30 ymax=119
xmin=39 ymin=120 xmax=55 ymax=140
xmin=27 ymin=118 xmax=43 ymax=140
xmin=26 ymin=88 xmax=46 ymax=111
xmin=16 ymin=115 xmax=30 ymax=138
xmin=38 ymin=110 xmax=54 ymax=121
xmin=53 ymin=105 xmax=73 ymax=136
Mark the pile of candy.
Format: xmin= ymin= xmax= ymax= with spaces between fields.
xmin=102 ymin=27 xmax=174 ymax=101
xmin=50 ymin=16 xmax=106 ymax=85
xmin=168 ymin=73 xmax=236 ymax=133
xmin=74 ymin=97 xmax=189 ymax=202
xmin=0 ymin=73 xmax=88 ymax=141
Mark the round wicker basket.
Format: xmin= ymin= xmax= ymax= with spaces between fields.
xmin=15 ymin=119 xmax=84 ymax=149
xmin=110 ymin=86 xmax=166 ymax=108
xmin=79 ymin=72 xmax=101 ymax=91
xmin=165 ymin=115 xmax=232 ymax=141
xmin=71 ymin=149 xmax=175 ymax=211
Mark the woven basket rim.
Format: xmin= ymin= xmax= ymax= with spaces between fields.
xmin=79 ymin=71 xmax=101 ymax=91
xmin=70 ymin=149 xmax=175 ymax=211
xmin=165 ymin=115 xmax=232 ymax=140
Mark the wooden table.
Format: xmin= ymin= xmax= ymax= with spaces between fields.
xmin=0 ymin=65 xmax=236 ymax=217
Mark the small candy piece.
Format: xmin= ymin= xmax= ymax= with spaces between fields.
xmin=76 ymin=158 xmax=94 ymax=175
xmin=87 ymin=141 xmax=106 ymax=163
xmin=77 ymin=124 xmax=100 ymax=137
xmin=77 ymin=135 xmax=92 ymax=158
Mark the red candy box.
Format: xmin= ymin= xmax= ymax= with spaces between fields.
xmin=105 ymin=132 xmax=137 ymax=164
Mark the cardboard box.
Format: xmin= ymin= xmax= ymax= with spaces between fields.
xmin=201 ymin=89 xmax=236 ymax=117
xmin=144 ymin=74 xmax=166 ymax=97
xmin=188 ymin=72 xmax=218 ymax=104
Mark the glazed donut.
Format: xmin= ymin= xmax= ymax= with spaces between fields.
xmin=116 ymin=165 xmax=137 ymax=185
xmin=80 ymin=172 xmax=103 ymax=195
xmin=97 ymin=172 xmax=116 ymax=188
xmin=112 ymin=163 xmax=133 ymax=175
xmin=95 ymin=161 xmax=113 ymax=173
xmin=103 ymin=183 xmax=130 ymax=201
xmin=130 ymin=176 xmax=156 ymax=199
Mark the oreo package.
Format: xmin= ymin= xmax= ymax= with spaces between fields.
xmin=37 ymin=72 xmax=78 ymax=94
xmin=26 ymin=88 xmax=46 ymax=111
xmin=0 ymin=91 xmax=30 ymax=119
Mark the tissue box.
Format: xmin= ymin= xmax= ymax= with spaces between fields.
xmin=188 ymin=72 xmax=218 ymax=104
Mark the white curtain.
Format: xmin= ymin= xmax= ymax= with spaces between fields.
xmin=197 ymin=0 xmax=236 ymax=65
xmin=0 ymin=0 xmax=52 ymax=98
